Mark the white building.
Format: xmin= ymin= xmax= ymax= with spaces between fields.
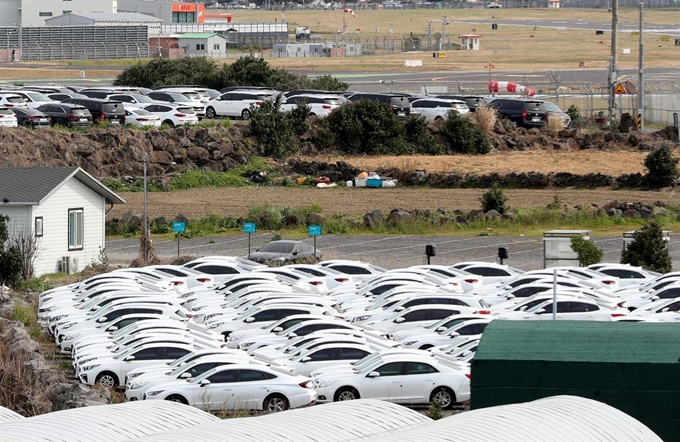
xmin=0 ymin=0 xmax=117 ymax=27
xmin=178 ymin=32 xmax=228 ymax=58
xmin=0 ymin=167 xmax=125 ymax=277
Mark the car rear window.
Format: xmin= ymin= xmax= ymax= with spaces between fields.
xmin=324 ymin=99 xmax=342 ymax=105
xmin=452 ymin=103 xmax=468 ymax=109
xmin=0 ymin=108 xmax=14 ymax=115
xmin=526 ymin=101 xmax=546 ymax=111
xmin=7 ymin=96 xmax=25 ymax=104
xmin=390 ymin=97 xmax=409 ymax=106
xmin=103 ymin=103 xmax=122 ymax=112
xmin=72 ymin=108 xmax=90 ymax=116
xmin=256 ymin=94 xmax=272 ymax=100
xmin=177 ymin=107 xmax=196 ymax=114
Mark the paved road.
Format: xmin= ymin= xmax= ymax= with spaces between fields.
xmin=105 ymin=233 xmax=680 ymax=272
xmin=449 ymin=18 xmax=680 ymax=35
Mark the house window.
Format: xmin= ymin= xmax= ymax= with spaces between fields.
xmin=195 ymin=44 xmax=205 ymax=50
xmin=213 ymin=44 xmax=220 ymax=50
xmin=63 ymin=10 xmax=71 ymax=14
xmin=35 ymin=217 xmax=43 ymax=237
xmin=68 ymin=209 xmax=83 ymax=250
xmin=39 ymin=12 xmax=53 ymax=17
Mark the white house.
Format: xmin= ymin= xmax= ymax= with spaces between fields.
xmin=0 ymin=167 xmax=125 ymax=277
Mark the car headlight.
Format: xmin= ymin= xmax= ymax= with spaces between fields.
xmin=354 ymin=315 xmax=371 ymax=322
xmin=61 ymin=323 xmax=74 ymax=330
xmin=64 ymin=333 xmax=80 ymax=340
xmin=81 ymin=364 xmax=101 ymax=371
xmin=129 ymin=380 xmax=148 ymax=390
xmin=208 ymin=322 xmax=223 ymax=329
xmin=127 ymin=371 xmax=145 ymax=380
xmin=403 ymin=341 xmax=418 ymax=347
xmin=146 ymin=389 xmax=164 ymax=397
xmin=315 ymin=379 xmax=336 ymax=388
xmin=52 ymin=314 xmax=67 ymax=322
xmin=229 ymin=333 xmax=245 ymax=342
xmin=240 ymin=342 xmax=254 ymax=349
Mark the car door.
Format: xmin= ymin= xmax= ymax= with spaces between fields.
xmin=565 ymin=301 xmax=601 ymax=320
xmin=532 ymin=300 xmax=570 ymax=320
xmin=229 ymin=369 xmax=273 ymax=410
xmin=361 ymin=361 xmax=404 ymax=401
xmin=122 ymin=347 xmax=163 ymax=378
xmin=196 ymin=368 xmax=238 ymax=410
xmin=400 ymin=361 xmax=440 ymax=402
xmin=297 ymin=347 xmax=338 ymax=376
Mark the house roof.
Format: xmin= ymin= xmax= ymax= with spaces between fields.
xmin=49 ymin=12 xmax=162 ymax=22
xmin=178 ymin=33 xmax=227 ymax=40
xmin=0 ymin=167 xmax=125 ymax=206
xmin=475 ymin=320 xmax=680 ymax=364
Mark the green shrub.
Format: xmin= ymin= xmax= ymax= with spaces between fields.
xmin=249 ymin=96 xmax=298 ymax=160
xmin=0 ymin=215 xmax=22 ymax=287
xmin=404 ymin=115 xmax=442 ymax=155
xmin=324 ymin=100 xmax=409 ymax=155
xmin=566 ymin=105 xmax=581 ymax=122
xmin=479 ymin=186 xmax=508 ymax=214
xmin=570 ymin=236 xmax=603 ymax=266
xmin=643 ymin=145 xmax=679 ymax=188
xmin=169 ymin=170 xmax=250 ymax=190
xmin=621 ymin=220 xmax=672 ymax=273
xmin=441 ymin=112 xmax=491 ymax=154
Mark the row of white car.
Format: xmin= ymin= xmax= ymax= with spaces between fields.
xmin=37 ymin=257 xmax=677 ymax=415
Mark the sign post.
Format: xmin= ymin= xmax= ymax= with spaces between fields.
xmin=172 ymin=221 xmax=186 ymax=258
xmin=308 ymin=225 xmax=322 ymax=261
xmin=243 ymin=222 xmax=256 ymax=258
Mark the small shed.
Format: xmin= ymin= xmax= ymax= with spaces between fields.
xmin=459 ymin=34 xmax=481 ymax=50
xmin=177 ymin=33 xmax=228 ymax=58
xmin=548 ymin=0 xmax=561 ymax=7
xmin=470 ymin=320 xmax=680 ymax=442
xmin=0 ymin=167 xmax=124 ymax=276
xmin=272 ymin=43 xmax=327 ymax=58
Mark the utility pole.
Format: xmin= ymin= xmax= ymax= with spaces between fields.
xmin=427 ymin=20 xmax=432 ymax=52
xmin=608 ymin=0 xmax=619 ymax=127
xmin=441 ymin=16 xmax=447 ymax=50
xmin=638 ymin=1 xmax=645 ymax=131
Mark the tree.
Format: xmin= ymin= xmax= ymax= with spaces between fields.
xmin=621 ymin=220 xmax=672 ymax=273
xmin=570 ymin=236 xmax=603 ymax=266
xmin=0 ymin=215 xmax=23 ymax=287
xmin=441 ymin=111 xmax=491 ymax=154
xmin=249 ymin=95 xmax=298 ymax=160
xmin=479 ymin=186 xmax=508 ymax=214
xmin=643 ymin=145 xmax=679 ymax=188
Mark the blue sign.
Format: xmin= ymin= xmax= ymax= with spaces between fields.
xmin=243 ymin=222 xmax=257 ymax=234
xmin=172 ymin=221 xmax=186 ymax=233
xmin=308 ymin=225 xmax=322 ymax=237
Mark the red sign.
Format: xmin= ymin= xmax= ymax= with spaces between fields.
xmin=172 ymin=3 xmax=197 ymax=12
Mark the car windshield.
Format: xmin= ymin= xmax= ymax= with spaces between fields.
xmin=170 ymin=94 xmax=191 ymax=102
xmin=132 ymin=108 xmax=153 ymax=116
xmin=259 ymin=242 xmax=296 ymax=253
xmin=132 ymin=94 xmax=154 ymax=103
xmin=543 ymin=102 xmax=561 ymax=112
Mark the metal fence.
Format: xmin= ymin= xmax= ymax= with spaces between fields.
xmin=0 ymin=26 xmax=150 ymax=61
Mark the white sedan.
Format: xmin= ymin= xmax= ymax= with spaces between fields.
xmin=142 ymin=103 xmax=199 ymax=127
xmin=409 ymin=98 xmax=469 ymax=121
xmin=312 ymin=350 xmax=470 ymax=409
xmin=399 ymin=318 xmax=493 ymax=350
xmin=362 ymin=305 xmax=480 ymax=334
xmin=124 ymin=107 xmax=162 ymax=128
xmin=497 ymin=296 xmax=628 ymax=321
xmin=271 ymin=343 xmax=373 ymax=376
xmin=143 ymin=364 xmax=316 ymax=412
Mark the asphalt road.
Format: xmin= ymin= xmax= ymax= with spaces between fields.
xmin=105 ymin=233 xmax=680 ymax=272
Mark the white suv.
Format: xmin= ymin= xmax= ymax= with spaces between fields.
xmin=0 ymin=93 xmax=28 ymax=108
xmin=205 ymin=90 xmax=275 ymax=120
xmin=142 ymin=103 xmax=199 ymax=127
xmin=410 ymin=98 xmax=470 ymax=122
xmin=281 ymin=94 xmax=343 ymax=118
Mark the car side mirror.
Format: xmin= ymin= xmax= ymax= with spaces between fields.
xmin=97 ymin=316 xmax=108 ymax=323
xmin=124 ymin=355 xmax=135 ymax=361
xmin=395 ymin=306 xmax=405 ymax=312
xmin=301 ymin=356 xmax=311 ymax=362
xmin=200 ymin=379 xmax=211 ymax=386
xmin=394 ymin=317 xmax=406 ymax=323
xmin=288 ymin=332 xmax=298 ymax=338
xmin=436 ymin=326 xmax=447 ymax=332
xmin=505 ymin=294 xmax=515 ymax=299
xmin=652 ymin=295 xmax=659 ymax=300
xmin=535 ymin=308 xmax=547 ymax=314
xmin=245 ymin=317 xmax=255 ymax=323
xmin=449 ymin=331 xmax=460 ymax=337
xmin=180 ymin=372 xmax=192 ymax=379
xmin=662 ymin=307 xmax=670 ymax=313
xmin=272 ymin=327 xmax=283 ymax=333
xmin=292 ymin=251 xmax=299 ymax=256
xmin=106 ymin=326 xmax=118 ymax=332
xmin=462 ymin=350 xmax=472 ymax=356
xmin=367 ymin=371 xmax=380 ymax=378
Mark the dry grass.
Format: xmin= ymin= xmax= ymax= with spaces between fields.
xmin=471 ymin=104 xmax=498 ymax=134
xmin=545 ymin=114 xmax=565 ymax=132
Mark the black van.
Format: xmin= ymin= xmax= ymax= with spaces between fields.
xmin=346 ymin=93 xmax=411 ymax=119
xmin=63 ymin=97 xmax=125 ymax=125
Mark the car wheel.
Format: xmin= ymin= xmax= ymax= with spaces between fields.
xmin=162 ymin=120 xmax=175 ymax=127
xmin=430 ymin=387 xmax=456 ymax=410
xmin=434 ymin=116 xmax=443 ymax=121
xmin=335 ymin=387 xmax=360 ymax=402
xmin=309 ymin=113 xmax=316 ymax=117
xmin=241 ymin=109 xmax=251 ymax=120
xmin=263 ymin=394 xmax=289 ymax=412
xmin=165 ymin=395 xmax=188 ymax=405
xmin=95 ymin=372 xmax=119 ymax=389
xmin=206 ymin=107 xmax=216 ymax=119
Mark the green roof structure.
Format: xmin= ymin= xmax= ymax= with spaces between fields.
xmin=471 ymin=320 xmax=680 ymax=442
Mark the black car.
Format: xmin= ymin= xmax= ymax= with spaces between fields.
xmin=10 ymin=107 xmax=51 ymax=128
xmin=486 ymin=97 xmax=547 ymax=128
xmin=346 ymin=93 xmax=411 ymax=119
xmin=436 ymin=95 xmax=485 ymax=112
xmin=63 ymin=97 xmax=125 ymax=125
xmin=248 ymin=240 xmax=322 ymax=265
xmin=37 ymin=103 xmax=93 ymax=127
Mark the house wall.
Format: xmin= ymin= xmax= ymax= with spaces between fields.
xmin=180 ymin=36 xmax=227 ymax=58
xmin=32 ymin=178 xmax=106 ymax=276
